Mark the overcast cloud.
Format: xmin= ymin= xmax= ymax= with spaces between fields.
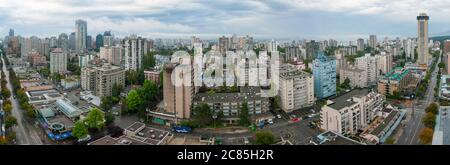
xmin=1 ymin=0 xmax=450 ymax=40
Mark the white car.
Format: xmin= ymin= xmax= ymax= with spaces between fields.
xmin=112 ymin=111 xmax=120 ymax=116
xmin=77 ymin=135 xmax=91 ymax=142
xmin=268 ymin=119 xmax=274 ymax=125
xmin=276 ymin=114 xmax=282 ymax=119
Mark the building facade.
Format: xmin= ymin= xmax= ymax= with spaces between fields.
xmin=320 ymin=89 xmax=384 ymax=135
xmin=75 ymin=19 xmax=87 ymax=53
xmin=340 ymin=67 xmax=368 ymax=88
xmin=123 ymin=35 xmax=147 ymax=71
xmin=81 ymin=63 xmax=125 ymax=97
xmin=279 ymin=64 xmax=314 ymax=112
xmin=417 ymin=13 xmax=429 ymax=65
xmin=313 ymin=52 xmax=336 ymax=99
xmin=377 ymin=67 xmax=413 ymax=95
xmin=50 ymin=48 xmax=67 ymax=74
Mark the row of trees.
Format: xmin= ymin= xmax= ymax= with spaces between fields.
xmin=0 ymin=57 xmax=18 ymax=145
xmin=416 ymin=51 xmax=440 ymax=98
xmin=419 ymin=102 xmax=439 ymax=144
xmin=8 ymin=68 xmax=36 ymax=119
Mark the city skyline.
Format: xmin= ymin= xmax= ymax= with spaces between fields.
xmin=2 ymin=0 xmax=450 ymax=40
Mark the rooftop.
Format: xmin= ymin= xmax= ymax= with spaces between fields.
xmin=327 ymin=88 xmax=371 ymax=110
xmin=310 ymin=131 xmax=364 ymax=145
xmin=88 ymin=135 xmax=149 ymax=145
xmin=193 ymin=87 xmax=266 ymax=103
xmin=382 ymin=67 xmax=410 ymax=81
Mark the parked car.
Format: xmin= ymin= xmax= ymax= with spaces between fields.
xmin=112 ymin=111 xmax=119 ymax=116
xmin=268 ymin=119 xmax=274 ymax=125
xmin=291 ymin=118 xmax=300 ymax=123
xmin=276 ymin=114 xmax=282 ymax=119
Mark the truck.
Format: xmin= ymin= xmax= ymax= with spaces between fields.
xmin=172 ymin=126 xmax=192 ymax=133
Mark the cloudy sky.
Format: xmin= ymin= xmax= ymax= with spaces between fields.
xmin=1 ymin=0 xmax=450 ymax=40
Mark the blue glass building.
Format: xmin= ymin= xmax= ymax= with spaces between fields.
xmin=313 ymin=52 xmax=336 ymax=99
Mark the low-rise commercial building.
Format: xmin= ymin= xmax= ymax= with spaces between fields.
xmin=192 ymin=87 xmax=270 ymax=125
xmin=377 ymin=67 xmax=414 ymax=95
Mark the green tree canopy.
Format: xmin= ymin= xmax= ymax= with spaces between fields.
xmin=239 ymin=102 xmax=251 ymax=126
xmin=422 ymin=112 xmax=436 ymax=128
xmin=425 ymin=102 xmax=439 ymax=115
xmin=4 ymin=115 xmax=17 ymax=128
xmin=72 ymin=121 xmax=89 ymax=139
xmin=254 ymin=131 xmax=276 ymax=145
xmin=192 ymin=103 xmax=213 ymax=127
xmin=85 ymin=108 xmax=105 ymax=131
xmin=126 ymin=90 xmax=143 ymax=113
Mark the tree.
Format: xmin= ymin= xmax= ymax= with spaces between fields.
xmin=139 ymin=80 xmax=158 ymax=104
xmin=239 ymin=102 xmax=251 ymax=126
xmin=1 ymin=87 xmax=11 ymax=98
xmin=254 ymin=131 xmax=276 ymax=145
xmin=105 ymin=112 xmax=115 ymax=126
xmin=438 ymin=62 xmax=445 ymax=69
xmin=340 ymin=78 xmax=351 ymax=89
xmin=72 ymin=121 xmax=89 ymax=139
xmin=192 ymin=103 xmax=213 ymax=127
xmin=419 ymin=127 xmax=434 ymax=144
xmin=112 ymin=83 xmax=123 ymax=98
xmin=425 ymin=102 xmax=439 ymax=115
xmin=126 ymin=90 xmax=143 ymax=113
xmin=100 ymin=96 xmax=113 ymax=112
xmin=422 ymin=112 xmax=436 ymax=128
xmin=3 ymin=103 xmax=12 ymax=114
xmin=4 ymin=115 xmax=17 ymax=128
xmin=85 ymin=108 xmax=105 ymax=131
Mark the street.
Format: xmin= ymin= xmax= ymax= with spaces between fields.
xmin=1 ymin=56 xmax=43 ymax=145
xmin=397 ymin=54 xmax=440 ymax=145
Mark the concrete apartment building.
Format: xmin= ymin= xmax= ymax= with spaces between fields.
xmin=355 ymin=53 xmax=379 ymax=86
xmin=99 ymin=45 xmax=123 ymax=66
xmin=144 ymin=69 xmax=161 ymax=85
xmin=193 ymin=87 xmax=270 ymax=125
xmin=340 ymin=67 xmax=368 ymax=88
xmin=157 ymin=61 xmax=194 ymax=123
xmin=417 ymin=13 xmax=430 ymax=66
xmin=81 ymin=63 xmax=125 ymax=97
xmin=279 ymin=64 xmax=314 ymax=112
xmin=49 ymin=48 xmax=67 ymax=74
xmin=376 ymin=52 xmax=393 ymax=75
xmin=320 ymin=88 xmax=385 ymax=136
xmin=123 ymin=35 xmax=147 ymax=71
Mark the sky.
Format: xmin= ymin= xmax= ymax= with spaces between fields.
xmin=1 ymin=0 xmax=450 ymax=40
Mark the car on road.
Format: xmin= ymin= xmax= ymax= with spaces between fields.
xmin=112 ymin=111 xmax=120 ymax=116
xmin=268 ymin=119 xmax=274 ymax=125
xmin=276 ymin=114 xmax=282 ymax=119
xmin=291 ymin=118 xmax=300 ymax=123
xmin=77 ymin=135 xmax=91 ymax=142
xmin=172 ymin=126 xmax=192 ymax=133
